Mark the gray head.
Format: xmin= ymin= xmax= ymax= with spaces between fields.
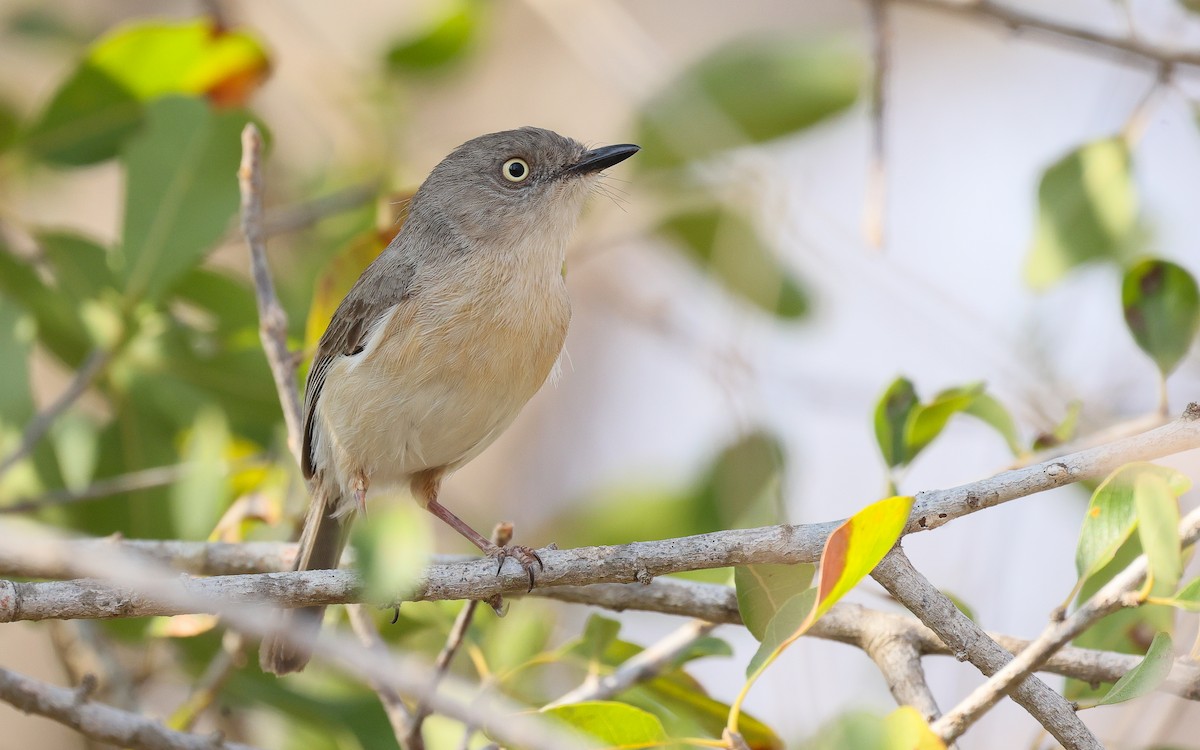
xmin=409 ymin=127 xmax=639 ymax=249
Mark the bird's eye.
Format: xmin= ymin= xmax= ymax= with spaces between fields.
xmin=502 ymin=158 xmax=530 ymax=183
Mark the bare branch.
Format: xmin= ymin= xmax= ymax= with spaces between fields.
xmin=260 ymin=182 xmax=381 ymax=237
xmin=169 ymin=632 xmax=247 ymax=732
xmin=0 ymin=348 xmax=110 ymax=479
xmin=545 ymin=619 xmax=719 ymax=709
xmin=238 ymin=124 xmax=303 ymax=462
xmin=0 ymin=521 xmax=592 ymax=750
xmin=891 ymin=0 xmax=1200 ymax=71
xmin=873 ymin=548 xmax=1101 ymax=749
xmin=0 ymin=665 xmax=260 ymax=750
xmin=1 ymin=464 xmax=192 ymax=515
xmin=932 ymin=504 xmax=1200 ymax=742
xmin=856 ymin=611 xmax=941 ymax=721
xmin=863 ymin=0 xmax=889 ymax=249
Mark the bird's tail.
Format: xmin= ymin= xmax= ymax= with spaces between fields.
xmin=259 ymin=484 xmax=349 ymax=675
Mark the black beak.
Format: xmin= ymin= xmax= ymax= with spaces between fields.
xmin=567 ymin=144 xmax=640 ymax=176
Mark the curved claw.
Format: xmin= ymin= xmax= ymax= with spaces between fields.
xmin=489 ymin=545 xmax=544 ymax=592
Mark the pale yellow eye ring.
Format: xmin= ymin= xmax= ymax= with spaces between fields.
xmin=502 ymin=158 xmax=530 ymax=182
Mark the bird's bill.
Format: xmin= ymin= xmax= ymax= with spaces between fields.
xmin=566 ymin=144 xmax=640 ymax=175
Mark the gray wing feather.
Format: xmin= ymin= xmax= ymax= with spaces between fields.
xmin=301 ymin=253 xmax=415 ymax=479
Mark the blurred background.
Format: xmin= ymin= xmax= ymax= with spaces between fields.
xmin=1 ymin=0 xmax=1200 ymax=748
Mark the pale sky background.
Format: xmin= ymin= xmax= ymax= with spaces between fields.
xmin=3 ymin=0 xmax=1200 ymax=748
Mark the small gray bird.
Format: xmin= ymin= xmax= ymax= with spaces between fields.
xmin=260 ymin=127 xmax=638 ymax=675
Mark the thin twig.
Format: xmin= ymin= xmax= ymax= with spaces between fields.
xmin=545 ymin=619 xmax=718 ymax=709
xmin=873 ymin=548 xmax=1101 ymax=749
xmin=169 ymin=631 xmax=247 ymax=732
xmin=1 ymin=464 xmax=193 ymax=514
xmin=0 ymin=348 xmax=110 ymax=479
xmin=932 ymin=504 xmax=1200 ymax=743
xmin=346 ymin=605 xmax=418 ymax=747
xmin=863 ymin=0 xmax=889 ymax=249
xmin=891 ymin=0 xmax=1200 ymax=71
xmin=0 ymin=665 xmax=260 ymax=750
xmin=260 ymin=182 xmax=381 ymax=237
xmin=408 ymin=523 xmax=512 ymax=748
xmin=238 ymin=124 xmax=303 ymax=462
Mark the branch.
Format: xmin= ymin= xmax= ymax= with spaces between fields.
xmin=0 ymin=521 xmax=592 ymax=750
xmin=932 ymin=504 xmax=1200 ymax=742
xmin=872 ymin=548 xmax=1100 ymax=749
xmin=891 ymin=0 xmax=1200 ymax=70
xmin=1 ymin=464 xmax=192 ymax=515
xmin=856 ymin=610 xmax=941 ymax=721
xmin=238 ymin=124 xmax=303 ymax=461
xmin=0 ymin=348 xmax=110 ymax=479
xmin=544 ymin=619 xmax=719 ymax=709
xmin=260 ymin=182 xmax=381 ymax=237
xmin=2 ymin=406 xmax=1195 ymax=581
xmin=0 ymin=666 xmax=260 ymax=750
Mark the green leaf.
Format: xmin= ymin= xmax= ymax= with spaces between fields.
xmin=904 ymin=384 xmax=984 ymax=458
xmin=89 ymin=19 xmax=269 ymax=106
xmin=1096 ymin=632 xmax=1174 ymax=706
xmin=350 ymin=501 xmax=432 ymax=603
xmin=658 ymin=204 xmax=808 ymax=319
xmin=0 ymin=98 xmax=18 ymax=152
xmin=117 ymin=96 xmax=250 ymax=301
xmin=1159 ymin=577 xmax=1200 ymax=612
xmin=735 ymin=563 xmax=815 ymax=641
xmin=874 ymin=377 xmax=918 ymax=469
xmin=1134 ymin=472 xmax=1183 ymax=595
xmin=798 ymin=709 xmax=944 ymax=750
xmin=1122 ymin=259 xmax=1200 ymax=377
xmin=746 ymin=588 xmax=817 ymax=677
xmin=169 ymin=408 xmax=232 ymax=540
xmin=1025 ymin=138 xmax=1138 ymax=289
xmin=38 ymin=232 xmax=115 ymax=300
xmin=693 ymin=431 xmax=786 ymax=530
xmin=385 ymin=0 xmax=481 ymax=75
xmin=637 ymin=36 xmax=863 ymax=169
xmin=1067 ymin=535 xmax=1176 ymax=701
xmin=964 ymin=392 xmax=1022 ymax=456
xmin=50 ymin=412 xmax=99 ymax=492
xmin=1075 ymin=463 xmax=1190 ymax=588
xmin=542 ymin=701 xmax=670 ymax=748
xmin=0 ymin=299 xmax=34 ymax=428
xmin=0 ymin=243 xmax=92 ymax=365
xmin=571 ymin=614 xmax=622 ymax=665
xmin=21 ymin=63 xmax=143 ymax=166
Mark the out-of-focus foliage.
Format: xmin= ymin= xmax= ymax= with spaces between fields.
xmin=797 ymin=707 xmax=944 ymax=750
xmin=658 ymin=203 xmax=808 ymax=319
xmin=1025 ymin=138 xmax=1138 ymax=289
xmin=636 ymin=36 xmax=863 ymax=169
xmin=735 ymin=562 xmax=816 ymax=640
xmin=385 ymin=0 xmax=483 ymax=76
xmin=1121 ymin=259 xmax=1200 ymax=378
xmin=873 ymin=377 xmax=1020 ymax=477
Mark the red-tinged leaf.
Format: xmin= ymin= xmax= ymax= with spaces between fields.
xmin=731 ymin=496 xmax=913 ymax=733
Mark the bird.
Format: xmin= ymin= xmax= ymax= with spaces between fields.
xmin=259 ymin=127 xmax=639 ymax=675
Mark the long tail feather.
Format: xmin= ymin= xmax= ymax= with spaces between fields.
xmin=259 ymin=484 xmax=349 ymax=675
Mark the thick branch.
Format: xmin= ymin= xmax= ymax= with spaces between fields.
xmin=0 ymin=667 xmax=259 ymax=750
xmin=873 ymin=548 xmax=1100 ymax=749
xmin=932 ymin=504 xmax=1200 ymax=741
xmin=891 ymin=0 xmax=1200 ymax=70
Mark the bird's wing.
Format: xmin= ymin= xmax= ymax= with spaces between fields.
xmin=301 ymin=255 xmax=415 ymax=479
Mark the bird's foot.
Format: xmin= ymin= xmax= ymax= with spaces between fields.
xmin=486 ymin=544 xmax=544 ymax=592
